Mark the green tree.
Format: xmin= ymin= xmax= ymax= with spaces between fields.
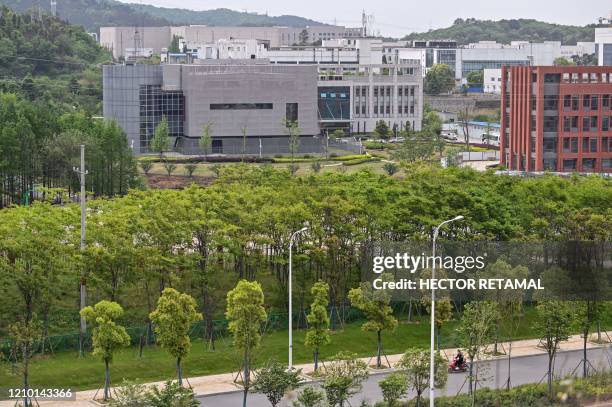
xmin=252 ymin=360 xmax=302 ymax=407
xmin=310 ymin=161 xmax=322 ymax=173
xmin=226 ymin=280 xmax=268 ymax=407
xmin=466 ymin=70 xmax=484 ymax=88
xmin=375 ymin=120 xmax=390 ymax=140
xmin=169 ymin=35 xmax=182 ymax=53
xmin=151 ymin=117 xmax=170 ymax=159
xmin=305 ymin=281 xmax=331 ymax=372
xmin=146 ymin=380 xmax=199 ymax=407
xmin=425 ymin=64 xmax=455 ymax=95
xmin=383 ymin=162 xmax=399 ymax=176
xmin=80 ymin=300 xmax=131 ymax=401
xmin=199 ymin=122 xmax=213 ymax=159
xmin=184 ymin=163 xmax=197 ymax=178
xmin=396 ymin=348 xmax=448 ymax=407
xmin=379 ymin=372 xmax=408 ymax=407
xmin=299 ymin=29 xmax=309 ymax=45
xmin=140 ymin=161 xmax=153 ymax=175
xmin=348 ymin=273 xmax=398 ymax=368
xmin=535 ymin=300 xmax=574 ymax=398
xmin=285 ymin=120 xmax=301 ymax=163
xmin=163 ymin=162 xmax=177 ymax=176
xmin=9 ymin=320 xmax=41 ymax=407
xmin=149 ymin=288 xmax=202 ymax=386
xmin=322 ymin=351 xmax=368 ymax=407
xmin=456 ymin=301 xmax=499 ymax=397
xmin=554 ymin=57 xmax=576 ymax=66
xmin=293 ymin=387 xmax=326 ymax=407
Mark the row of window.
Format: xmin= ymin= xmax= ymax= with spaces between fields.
xmin=354 ymin=105 xmax=416 ymax=116
xmin=562 ymin=72 xmax=612 ymax=84
xmin=354 ymin=86 xmax=416 ymax=97
xmin=562 ymin=116 xmax=612 ymax=132
xmin=562 ymin=158 xmax=612 ymax=171
xmin=562 ymin=94 xmax=612 ymax=111
xmin=561 ymin=136 xmax=612 ymax=153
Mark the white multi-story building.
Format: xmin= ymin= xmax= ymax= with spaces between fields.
xmin=483 ymin=68 xmax=502 ymax=94
xmin=595 ymin=27 xmax=612 ymax=66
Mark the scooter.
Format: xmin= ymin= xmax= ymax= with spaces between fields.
xmin=448 ymin=357 xmax=468 ymax=373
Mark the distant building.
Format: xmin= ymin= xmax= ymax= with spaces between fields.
xmin=595 ymin=27 xmax=612 ymax=66
xmin=483 ymin=68 xmax=502 ymax=94
xmin=501 ymin=66 xmax=612 ymax=173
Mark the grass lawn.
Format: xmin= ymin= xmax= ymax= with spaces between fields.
xmin=2 ymin=306 xmax=608 ymax=393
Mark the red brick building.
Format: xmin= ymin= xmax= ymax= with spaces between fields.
xmin=501 ymin=66 xmax=612 ymax=172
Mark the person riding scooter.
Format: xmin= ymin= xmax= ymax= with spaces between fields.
xmin=449 ymin=349 xmax=467 ymax=372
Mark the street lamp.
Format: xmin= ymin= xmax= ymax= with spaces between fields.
xmin=288 ymin=226 xmax=308 ymax=370
xmin=430 ymin=215 xmax=463 ymax=407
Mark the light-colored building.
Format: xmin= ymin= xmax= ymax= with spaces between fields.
xmin=100 ymin=26 xmax=172 ymax=59
xmin=483 ymin=68 xmax=502 ymax=94
xmin=595 ymin=27 xmax=612 ymax=66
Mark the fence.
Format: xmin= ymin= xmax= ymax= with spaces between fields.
xmin=461 ymin=151 xmax=500 ymax=161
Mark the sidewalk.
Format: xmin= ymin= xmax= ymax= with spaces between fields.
xmin=2 ymin=332 xmax=610 ymax=406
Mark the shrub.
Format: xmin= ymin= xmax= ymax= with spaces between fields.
xmin=146 ymin=380 xmax=199 ymax=407
xmin=139 ymin=161 xmax=153 ymax=175
xmin=383 ymin=162 xmax=399 ymax=176
xmin=163 ymin=162 xmax=177 ymax=176
xmin=293 ymin=387 xmax=326 ymax=407
xmin=379 ymin=373 xmax=408 ymax=406
xmin=210 ymin=164 xmax=222 ymax=177
xmin=252 ymin=360 xmax=302 ymax=407
xmin=108 ymin=380 xmax=148 ymax=407
xmin=288 ymin=164 xmax=299 ymax=175
xmin=184 ymin=164 xmax=197 ymax=178
xmin=311 ymin=161 xmax=322 ymax=173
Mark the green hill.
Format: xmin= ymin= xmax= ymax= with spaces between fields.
xmin=403 ymin=18 xmax=595 ymax=45
xmin=0 ymin=0 xmax=326 ymax=32
xmin=126 ymin=4 xmax=328 ymax=27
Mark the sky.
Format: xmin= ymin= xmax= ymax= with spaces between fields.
xmin=124 ymin=0 xmax=611 ymax=37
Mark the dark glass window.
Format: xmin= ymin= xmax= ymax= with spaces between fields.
xmin=591 ymin=95 xmax=599 ymax=110
xmin=210 ymin=103 xmax=273 ymax=110
xmin=583 ymin=95 xmax=591 ymax=109
xmin=286 ymin=103 xmax=298 ymax=123
xmin=563 ymin=159 xmax=577 ymax=170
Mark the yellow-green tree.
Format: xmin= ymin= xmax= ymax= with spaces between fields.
xmin=81 ymin=300 xmax=130 ymax=401
xmin=150 ymin=288 xmax=202 ymax=386
xmin=305 ymin=281 xmax=331 ymax=372
xmin=226 ymin=280 xmax=267 ymax=407
xmin=348 ymin=273 xmax=398 ymax=368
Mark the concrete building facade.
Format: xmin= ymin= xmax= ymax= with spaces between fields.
xmin=501 ymin=66 xmax=612 ymax=173
xmin=484 ymin=68 xmax=502 ymax=94
xmin=595 ymin=28 xmax=612 ymax=66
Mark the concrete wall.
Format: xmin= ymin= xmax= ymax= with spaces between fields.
xmin=596 ymin=28 xmax=612 ymax=66
xmin=100 ymin=27 xmax=172 ymax=59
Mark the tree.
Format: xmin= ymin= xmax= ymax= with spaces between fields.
xmin=396 ymin=348 xmax=447 ymax=407
xmin=466 ymin=70 xmax=484 ymax=88
xmin=391 ymin=132 xmax=436 ymax=163
xmin=140 ymin=161 xmax=153 ymax=175
xmin=293 ymin=387 xmax=326 ymax=407
xmin=321 ymin=351 xmax=368 ymax=407
xmin=425 ymin=64 xmax=455 ymax=95
xmin=252 ymin=360 xmax=302 ymax=407
xmin=146 ymin=380 xmax=199 ymax=407
xmin=375 ymin=120 xmax=390 ymax=140
xmin=163 ymin=162 xmax=177 ymax=176
xmin=305 ymin=281 xmax=331 ymax=372
xmin=226 ymin=280 xmax=268 ymax=407
xmin=184 ymin=163 xmax=197 ymax=178
xmin=199 ymin=122 xmax=213 ymax=159
xmin=379 ymin=373 xmax=408 ymax=407
xmin=383 ymin=162 xmax=399 ymax=176
xmin=149 ymin=288 xmax=202 ymax=386
xmin=458 ymin=104 xmax=474 ymax=151
xmin=535 ymin=300 xmax=574 ymax=398
xmin=325 ymin=128 xmax=344 ymax=158
xmin=80 ymin=300 xmax=131 ymax=401
xmin=151 ymin=117 xmax=170 ymax=159
xmin=310 ymin=161 xmax=322 ymax=173
xmin=348 ymin=273 xmax=398 ymax=368
xmin=169 ymin=35 xmax=182 ymax=53
xmin=299 ymin=29 xmax=309 ymax=45
xmin=456 ymin=301 xmax=499 ymax=397
xmin=285 ymin=120 xmax=301 ymax=163
xmin=554 ymin=56 xmax=576 ymax=66
xmin=423 ymin=299 xmax=452 ymax=351
xmin=9 ymin=320 xmax=41 ymax=407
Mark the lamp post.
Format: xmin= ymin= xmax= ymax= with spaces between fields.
xmin=430 ymin=215 xmax=463 ymax=407
xmin=289 ymin=226 xmax=308 ymax=370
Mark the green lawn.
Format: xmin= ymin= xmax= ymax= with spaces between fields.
xmin=2 ymin=306 xmax=608 ymax=393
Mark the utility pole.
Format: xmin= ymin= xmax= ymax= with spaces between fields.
xmin=73 ymin=145 xmax=88 ymax=357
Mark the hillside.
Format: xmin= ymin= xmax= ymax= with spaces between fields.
xmin=0 ymin=0 xmax=171 ymax=31
xmin=0 ymin=0 xmax=326 ymax=32
xmin=403 ymin=18 xmax=595 ymax=45
xmin=0 ymin=6 xmax=111 ymax=112
xmin=126 ymin=4 xmax=327 ymax=27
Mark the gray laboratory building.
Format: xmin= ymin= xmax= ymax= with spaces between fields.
xmin=103 ymin=62 xmax=319 ymax=155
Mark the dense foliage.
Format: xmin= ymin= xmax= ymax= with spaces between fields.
xmin=0 ymin=7 xmax=111 ymax=112
xmin=0 ymin=166 xmax=609 ymax=342
xmin=0 ymin=93 xmax=139 ymax=208
xmin=403 ymin=18 xmax=595 ymax=45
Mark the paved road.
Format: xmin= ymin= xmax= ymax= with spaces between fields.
xmin=198 ymin=347 xmax=612 ymax=406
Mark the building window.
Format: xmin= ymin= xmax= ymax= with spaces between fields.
xmin=582 ymin=158 xmax=596 ymax=170
xmin=563 ymin=138 xmax=578 ymax=153
xmin=583 ymin=137 xmax=597 ymax=152
xmin=563 ymin=159 xmax=577 ymax=171
xmin=572 ymin=96 xmax=579 ymax=111
xmin=543 ymin=95 xmax=558 ymax=110
xmin=603 ymin=137 xmax=610 ymax=152
xmin=563 ymin=95 xmax=571 ymax=110
xmin=591 ymin=95 xmax=599 ymax=110
xmin=571 ymin=116 xmax=579 ymax=131
xmin=563 ymin=117 xmax=571 ymax=132
xmin=591 ymin=137 xmax=598 ymax=152
xmin=590 ymin=116 xmax=598 ymax=131
xmin=543 ymin=116 xmax=557 ymax=132
xmin=603 ymin=117 xmax=610 ymax=132
xmin=543 ymin=158 xmax=557 ymax=170
xmin=583 ymin=95 xmax=590 ymax=110
xmin=583 ymin=117 xmax=590 ymax=131
xmin=603 ymin=158 xmax=612 ymax=169
xmin=286 ymin=103 xmax=298 ymax=123
xmin=543 ymin=138 xmax=557 ymax=152
xmin=210 ymin=103 xmax=273 ymax=110
xmin=603 ymin=95 xmax=610 ymax=109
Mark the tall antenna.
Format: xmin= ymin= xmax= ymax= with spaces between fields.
xmin=362 ymin=9 xmax=367 ymax=37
